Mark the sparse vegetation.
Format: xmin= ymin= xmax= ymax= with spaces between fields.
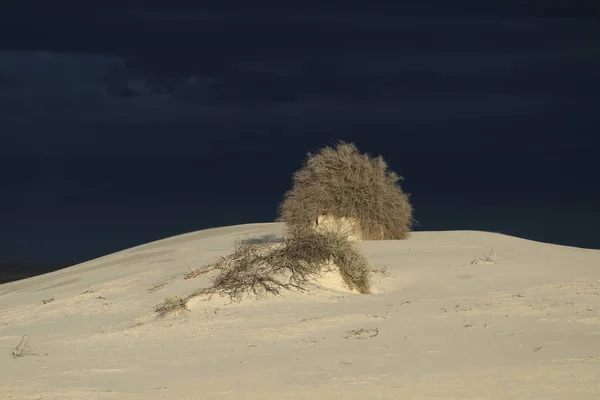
xmin=471 ymin=247 xmax=498 ymax=265
xmin=155 ymin=295 xmax=188 ymax=317
xmin=148 ymin=282 xmax=169 ymax=293
xmin=160 ymin=143 xmax=414 ymax=311
xmin=344 ymin=328 xmax=379 ymax=339
xmin=371 ymin=266 xmax=392 ymax=277
xmin=184 ymin=231 xmax=371 ymax=303
xmin=277 ymin=141 xmax=413 ymax=240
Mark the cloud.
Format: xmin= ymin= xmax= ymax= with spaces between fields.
xmin=0 ymin=12 xmax=597 ymax=155
xmin=110 ymin=11 xmax=600 ymax=103
xmin=0 ymin=49 xmax=557 ymax=117
xmin=0 ymin=52 xmax=197 ymax=124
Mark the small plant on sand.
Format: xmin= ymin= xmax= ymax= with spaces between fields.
xmin=277 ymin=141 xmax=414 ymax=240
xmin=187 ymin=231 xmax=371 ymax=302
xmin=471 ymin=247 xmax=498 ymax=265
xmin=155 ymin=295 xmax=188 ymax=317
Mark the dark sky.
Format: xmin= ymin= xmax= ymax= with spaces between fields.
xmin=1 ymin=3 xmax=599 ymax=281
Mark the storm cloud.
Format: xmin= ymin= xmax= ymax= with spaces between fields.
xmin=1 ymin=11 xmax=599 ymax=157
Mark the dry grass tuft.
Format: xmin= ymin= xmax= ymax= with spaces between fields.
xmin=278 ymin=141 xmax=413 ymax=240
xmin=155 ymin=295 xmax=189 ymax=317
xmin=186 ymin=231 xmax=371 ymax=302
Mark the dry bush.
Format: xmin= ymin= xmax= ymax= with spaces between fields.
xmin=239 ymin=234 xmax=284 ymax=245
xmin=189 ymin=231 xmax=371 ymax=302
xmin=278 ymin=141 xmax=413 ymax=240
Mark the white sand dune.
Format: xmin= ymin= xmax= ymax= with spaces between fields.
xmin=1 ymin=222 xmax=599 ymax=399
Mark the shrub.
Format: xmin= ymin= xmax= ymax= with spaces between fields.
xmin=188 ymin=230 xmax=371 ymax=302
xmin=277 ymin=141 xmax=413 ymax=240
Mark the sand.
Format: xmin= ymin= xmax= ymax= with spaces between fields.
xmin=1 ymin=222 xmax=599 ymax=399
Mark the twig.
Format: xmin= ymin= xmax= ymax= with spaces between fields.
xmin=471 ymin=247 xmax=498 ymax=265
xmin=10 ymin=335 xmax=37 ymax=358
